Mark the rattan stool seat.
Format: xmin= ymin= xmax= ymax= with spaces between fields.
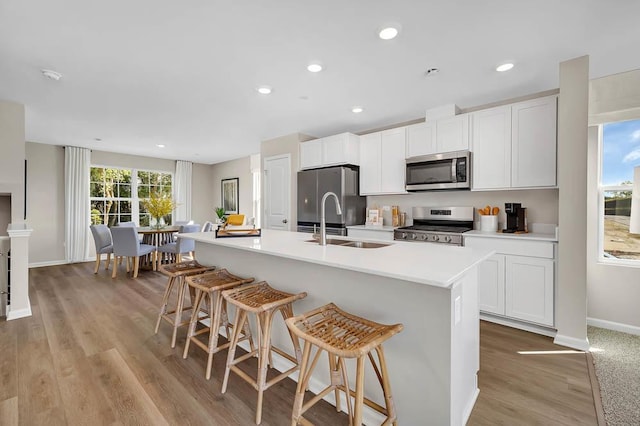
xmin=285 ymin=303 xmax=403 ymax=426
xmin=221 ymin=281 xmax=307 ymax=425
xmin=155 ymin=260 xmax=215 ymax=348
xmin=183 ymin=269 xmax=255 ymax=379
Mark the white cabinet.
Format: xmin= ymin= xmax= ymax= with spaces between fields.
xmin=505 ymin=256 xmax=554 ymax=325
xmin=478 ymin=254 xmax=506 ymax=315
xmin=347 ymin=227 xmax=395 ymax=241
xmin=359 ymin=127 xmax=407 ymax=195
xmin=464 ymin=236 xmax=555 ymax=327
xmin=471 ymin=95 xmax=557 ymax=190
xmin=406 ymin=121 xmax=436 ymax=157
xmin=299 ymin=139 xmax=322 ymax=170
xmin=299 ymin=133 xmax=359 ymax=170
xmin=471 ymin=105 xmax=512 ymax=189
xmin=436 ymin=114 xmax=469 ymax=153
xmin=511 ymin=96 xmax=557 ymax=188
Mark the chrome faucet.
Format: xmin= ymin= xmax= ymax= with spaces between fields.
xmin=320 ymin=191 xmax=342 ymax=246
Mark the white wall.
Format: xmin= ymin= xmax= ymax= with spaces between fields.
xmin=210 ymin=156 xmax=253 ymax=221
xmin=369 ymin=189 xmax=559 ymax=228
xmin=587 ymin=69 xmax=640 ymax=330
xmin=0 ymin=100 xmax=25 ymax=224
xmin=25 ymin=143 xmax=65 ymax=264
xmin=0 ymin=196 xmax=10 ymax=236
xmin=191 ymin=162 xmax=215 ymax=226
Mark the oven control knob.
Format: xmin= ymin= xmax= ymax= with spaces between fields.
xmin=420 ymin=234 xmax=427 ymax=241
xmin=430 ymin=234 xmax=439 ymax=242
xmin=442 ymin=235 xmax=452 ymax=243
xmin=411 ymin=233 xmax=418 ymax=240
xmin=400 ymin=232 xmax=407 ymax=239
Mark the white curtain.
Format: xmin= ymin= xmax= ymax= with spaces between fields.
xmin=174 ymin=160 xmax=192 ymax=222
xmin=64 ymin=146 xmax=91 ymax=262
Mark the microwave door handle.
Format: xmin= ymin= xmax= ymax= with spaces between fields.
xmin=451 ymin=158 xmax=457 ymax=182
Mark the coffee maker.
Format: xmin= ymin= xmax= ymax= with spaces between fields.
xmin=504 ymin=203 xmax=527 ymax=233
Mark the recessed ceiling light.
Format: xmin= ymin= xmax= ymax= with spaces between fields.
xmin=156 ymin=144 xmax=165 ymax=148
xmin=307 ymin=63 xmax=323 ymax=73
xmin=496 ymin=63 xmax=514 ymax=72
xmin=352 ymin=106 xmax=364 ymax=114
xmin=257 ymin=86 xmax=272 ymax=95
xmin=425 ymin=68 xmax=440 ymax=76
xmin=378 ymin=26 xmax=399 ymax=40
xmin=41 ymin=69 xmax=62 ymax=81
xmin=94 ymin=138 xmax=102 ymax=142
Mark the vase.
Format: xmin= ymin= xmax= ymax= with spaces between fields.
xmin=151 ymin=217 xmax=165 ymax=229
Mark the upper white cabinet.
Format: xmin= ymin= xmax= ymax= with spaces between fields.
xmin=406 ymin=121 xmax=436 ymax=157
xmin=436 ymin=114 xmax=470 ymax=153
xmin=511 ymin=96 xmax=557 ymax=188
xmin=405 ymin=115 xmax=469 ymax=159
xmin=360 ymin=127 xmax=407 ymax=195
xmin=471 ymin=95 xmax=557 ymax=190
xmin=299 ymin=132 xmax=359 ymax=170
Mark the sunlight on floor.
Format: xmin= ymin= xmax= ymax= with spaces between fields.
xmin=517 ymin=350 xmax=585 ymax=355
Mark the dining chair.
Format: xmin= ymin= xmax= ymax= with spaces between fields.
xmin=118 ymin=221 xmax=136 ymax=227
xmin=174 ymin=220 xmax=194 ymax=226
xmin=201 ymin=221 xmax=214 ymax=232
xmin=110 ymin=226 xmax=156 ymax=278
xmin=89 ymin=224 xmax=113 ymax=274
xmin=158 ymin=224 xmax=200 ymax=264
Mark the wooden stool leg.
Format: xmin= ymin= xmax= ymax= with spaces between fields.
xmin=280 ymin=305 xmax=303 ymax=364
xmin=206 ymin=290 xmax=223 ymax=380
xmin=328 ymin=353 xmax=341 ymax=413
xmin=222 ymin=308 xmax=248 ymax=394
xmin=338 ymin=357 xmax=353 ymax=421
xmin=353 ymin=356 xmax=366 ymax=426
xmin=155 ymin=276 xmax=176 ymax=334
xmin=374 ymin=345 xmax=397 ymax=425
xmin=291 ymin=340 xmax=313 ymax=426
xmin=256 ymin=311 xmax=274 ymax=425
xmin=171 ymin=277 xmax=187 ymax=348
xmin=183 ymin=287 xmax=205 ymax=359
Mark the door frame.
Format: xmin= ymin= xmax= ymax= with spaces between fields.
xmin=263 ymin=153 xmax=292 ymax=231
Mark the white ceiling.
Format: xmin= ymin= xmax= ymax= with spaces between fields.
xmin=1 ymin=0 xmax=639 ymax=165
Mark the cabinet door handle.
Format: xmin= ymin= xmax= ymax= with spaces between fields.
xmin=282 ymin=219 xmax=288 ymax=224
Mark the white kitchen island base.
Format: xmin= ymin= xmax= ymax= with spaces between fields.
xmin=186 ymin=230 xmax=488 ymax=425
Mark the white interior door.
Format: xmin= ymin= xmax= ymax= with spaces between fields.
xmin=264 ymin=155 xmax=291 ymax=230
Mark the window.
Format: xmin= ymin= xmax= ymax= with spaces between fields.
xmin=90 ymin=166 xmax=173 ymax=227
xmin=599 ymin=119 xmax=640 ymax=263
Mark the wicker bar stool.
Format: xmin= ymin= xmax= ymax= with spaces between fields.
xmin=285 ymin=303 xmax=403 ymax=426
xmin=221 ymin=282 xmax=308 ymax=425
xmin=183 ymin=269 xmax=256 ymax=379
xmin=155 ymin=260 xmax=214 ymax=348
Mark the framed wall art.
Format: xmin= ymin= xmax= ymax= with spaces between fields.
xmin=221 ymin=177 xmax=239 ymax=214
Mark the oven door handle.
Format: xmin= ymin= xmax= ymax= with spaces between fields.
xmin=451 ymin=158 xmax=458 ymax=182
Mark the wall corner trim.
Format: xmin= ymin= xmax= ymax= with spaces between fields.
xmin=553 ymin=334 xmax=591 ymax=351
xmin=29 ymin=259 xmax=69 ymax=268
xmin=6 ymin=306 xmax=32 ymax=321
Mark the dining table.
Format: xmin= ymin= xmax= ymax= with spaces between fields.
xmin=137 ymin=225 xmax=180 ymax=271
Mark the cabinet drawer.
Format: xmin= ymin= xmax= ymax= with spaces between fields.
xmin=464 ymin=237 xmax=555 ymax=259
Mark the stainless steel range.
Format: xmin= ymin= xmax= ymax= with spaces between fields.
xmin=394 ymin=207 xmax=474 ymax=246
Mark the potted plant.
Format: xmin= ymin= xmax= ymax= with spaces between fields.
xmin=215 ymin=207 xmax=227 ymax=225
xmin=142 ymin=192 xmax=177 ymax=229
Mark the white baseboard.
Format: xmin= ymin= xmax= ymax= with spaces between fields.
xmin=235 ymin=340 xmax=386 ymax=426
xmin=29 ymin=260 xmax=68 ymax=268
xmin=463 ymin=387 xmax=480 ymax=426
xmin=553 ymin=334 xmax=591 ymax=351
xmin=587 ymin=317 xmax=640 ymax=336
xmin=6 ymin=306 xmax=33 ymax=320
xmin=480 ymin=313 xmax=557 ymax=338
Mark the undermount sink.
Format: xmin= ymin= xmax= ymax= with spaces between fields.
xmin=305 ymin=238 xmax=390 ymax=249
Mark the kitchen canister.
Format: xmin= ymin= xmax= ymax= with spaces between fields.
xmin=480 ymin=215 xmax=498 ymax=233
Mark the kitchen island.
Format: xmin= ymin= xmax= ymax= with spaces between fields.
xmin=182 ymin=230 xmax=492 ymax=425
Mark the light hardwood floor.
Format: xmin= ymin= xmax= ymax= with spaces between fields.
xmin=0 ymin=262 xmax=598 ymax=425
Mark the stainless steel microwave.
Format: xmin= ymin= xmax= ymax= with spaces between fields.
xmin=405 ymin=150 xmax=471 ymax=191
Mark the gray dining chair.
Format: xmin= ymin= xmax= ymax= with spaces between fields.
xmin=158 ymin=224 xmax=200 ymax=263
xmin=110 ymin=226 xmax=156 ymax=279
xmin=89 ymin=224 xmax=113 ymax=274
xmin=118 ymin=221 xmax=136 ymax=227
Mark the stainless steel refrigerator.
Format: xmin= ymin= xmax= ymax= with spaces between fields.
xmin=297 ymin=166 xmax=366 ymax=236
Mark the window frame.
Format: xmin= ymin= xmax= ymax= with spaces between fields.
xmin=90 ymin=164 xmax=174 ymax=227
xmin=597 ymin=124 xmax=640 ymax=267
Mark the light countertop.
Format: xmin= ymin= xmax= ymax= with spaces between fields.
xmin=346 ymin=224 xmax=397 ymax=231
xmin=182 ymin=229 xmax=493 ymax=289
xmin=464 ymin=230 xmax=557 ymax=242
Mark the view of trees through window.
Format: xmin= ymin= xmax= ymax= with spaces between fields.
xmin=601 ymin=119 xmax=640 ymax=261
xmin=90 ymin=167 xmax=172 ymax=226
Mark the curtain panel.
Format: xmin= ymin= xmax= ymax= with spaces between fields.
xmin=64 ymin=146 xmax=91 ymax=262
xmin=174 ymin=160 xmax=192 ymax=222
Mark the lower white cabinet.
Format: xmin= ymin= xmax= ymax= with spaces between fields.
xmin=465 ymin=237 xmax=555 ymax=327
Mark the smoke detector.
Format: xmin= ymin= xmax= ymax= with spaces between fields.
xmin=41 ymin=69 xmax=62 ymax=81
